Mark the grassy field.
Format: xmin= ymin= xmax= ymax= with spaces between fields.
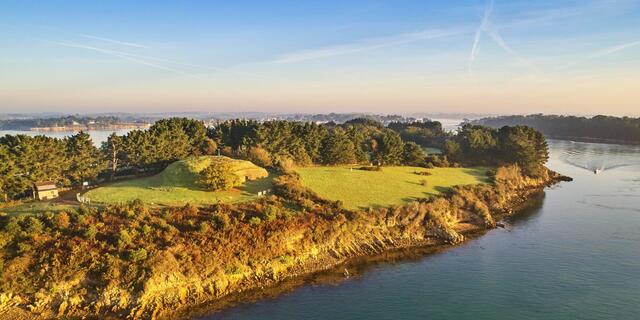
xmin=85 ymin=156 xmax=273 ymax=206
xmin=423 ymin=147 xmax=442 ymax=155
xmin=0 ymin=202 xmax=77 ymax=216
xmin=296 ymin=166 xmax=490 ymax=210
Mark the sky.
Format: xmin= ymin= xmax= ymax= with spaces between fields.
xmin=1 ymin=0 xmax=639 ymax=116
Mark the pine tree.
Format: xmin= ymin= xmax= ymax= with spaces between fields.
xmin=321 ymin=128 xmax=357 ymax=165
xmin=102 ymin=133 xmax=124 ymax=180
xmin=66 ymin=131 xmax=105 ymax=185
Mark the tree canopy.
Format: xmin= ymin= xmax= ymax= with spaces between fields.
xmin=198 ymin=159 xmax=241 ymax=191
xmin=0 ymin=116 xmax=553 ymax=201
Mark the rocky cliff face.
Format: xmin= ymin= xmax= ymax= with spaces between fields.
xmin=0 ymin=166 xmax=568 ymax=320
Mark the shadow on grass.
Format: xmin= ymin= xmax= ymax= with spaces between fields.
xmin=235 ymin=172 xmax=277 ymax=196
xmin=461 ymin=167 xmax=491 ymax=183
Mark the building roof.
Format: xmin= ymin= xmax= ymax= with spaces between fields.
xmin=34 ymin=181 xmax=57 ymax=191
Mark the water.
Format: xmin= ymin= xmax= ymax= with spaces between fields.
xmin=203 ymin=139 xmax=640 ymax=320
xmin=0 ymin=129 xmax=133 ymax=146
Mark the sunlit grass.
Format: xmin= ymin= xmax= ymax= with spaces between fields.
xmin=85 ymin=156 xmax=274 ymax=206
xmin=296 ymin=166 xmax=490 ymax=210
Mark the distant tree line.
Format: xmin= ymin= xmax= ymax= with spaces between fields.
xmin=473 ymin=114 xmax=640 ymax=145
xmin=0 ymin=115 xmax=126 ymax=130
xmin=0 ymin=117 xmax=551 ymax=201
xmin=284 ymin=113 xmax=412 ymax=124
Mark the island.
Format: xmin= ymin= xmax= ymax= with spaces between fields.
xmin=472 ymin=114 xmax=640 ymax=145
xmin=0 ymin=117 xmax=569 ymax=319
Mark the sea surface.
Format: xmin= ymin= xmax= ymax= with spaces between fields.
xmin=202 ymin=139 xmax=640 ymax=320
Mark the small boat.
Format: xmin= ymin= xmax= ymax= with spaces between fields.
xmin=594 ymin=169 xmax=602 ymax=174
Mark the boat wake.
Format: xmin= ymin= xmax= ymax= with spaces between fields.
xmin=551 ymin=140 xmax=640 ymax=173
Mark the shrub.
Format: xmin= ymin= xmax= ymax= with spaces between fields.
xmin=420 ymin=179 xmax=428 ymax=187
xmin=53 ymin=212 xmax=71 ymax=229
xmin=212 ymin=212 xmax=230 ymax=230
xmin=275 ymin=155 xmax=295 ymax=173
xmin=262 ymin=205 xmax=279 ymax=222
xmin=141 ymin=224 xmax=152 ymax=236
xmin=24 ymin=217 xmax=44 ymax=235
xmin=4 ymin=218 xmax=22 ymax=235
xmin=358 ymin=166 xmax=382 ymax=171
xmin=84 ymin=225 xmax=98 ymax=240
xmin=248 ymin=216 xmax=262 ymax=226
xmin=17 ymin=242 xmax=33 ymax=254
xmin=129 ymin=248 xmax=148 ymax=262
xmin=198 ymin=221 xmax=211 ymax=233
xmin=247 ymin=147 xmax=273 ymax=167
xmin=414 ymin=171 xmax=432 ymax=176
xmin=200 ymin=138 xmax=218 ymax=155
xmin=182 ymin=203 xmax=199 ymax=216
xmin=118 ymin=229 xmax=133 ymax=249
xmin=198 ymin=159 xmax=241 ymax=191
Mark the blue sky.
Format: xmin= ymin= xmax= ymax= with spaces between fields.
xmin=1 ymin=0 xmax=639 ymax=115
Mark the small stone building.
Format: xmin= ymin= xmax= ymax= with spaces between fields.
xmin=34 ymin=181 xmax=59 ymax=200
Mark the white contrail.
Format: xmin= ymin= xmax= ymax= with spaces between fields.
xmin=560 ymin=40 xmax=640 ymax=70
xmin=115 ymin=51 xmax=218 ymax=70
xmin=486 ymin=27 xmax=537 ymax=71
xmin=274 ymin=28 xmax=466 ymax=64
xmin=81 ymin=34 xmax=148 ymax=48
xmin=468 ymin=0 xmax=494 ymax=73
xmin=49 ymin=41 xmax=205 ymax=79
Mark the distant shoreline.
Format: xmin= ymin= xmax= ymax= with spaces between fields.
xmin=28 ymin=123 xmax=150 ymax=132
xmin=545 ymin=135 xmax=640 ymax=146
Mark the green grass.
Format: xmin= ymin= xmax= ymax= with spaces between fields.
xmin=84 ymin=156 xmax=273 ymax=206
xmin=423 ymin=147 xmax=442 ymax=155
xmin=296 ymin=166 xmax=490 ymax=210
xmin=0 ymin=202 xmax=77 ymax=216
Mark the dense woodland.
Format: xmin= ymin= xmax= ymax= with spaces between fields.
xmin=0 ymin=117 xmax=550 ymax=201
xmin=473 ymin=114 xmax=640 ymax=144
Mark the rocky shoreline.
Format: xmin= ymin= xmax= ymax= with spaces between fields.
xmin=168 ymin=177 xmax=557 ymax=319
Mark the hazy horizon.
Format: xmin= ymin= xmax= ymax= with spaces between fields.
xmin=1 ymin=0 xmax=639 ymax=116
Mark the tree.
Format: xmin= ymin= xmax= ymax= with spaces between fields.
xmin=66 ymin=131 xmax=105 ymax=185
xmin=247 ymin=147 xmax=272 ymax=167
xmin=442 ymin=140 xmax=462 ymax=162
xmin=209 ymin=119 xmax=259 ymax=151
xmin=372 ymin=129 xmax=404 ymax=165
xmin=275 ymin=154 xmax=295 ymax=172
xmin=0 ymin=144 xmax=13 ymax=202
xmin=122 ymin=129 xmax=153 ymax=168
xmin=198 ymin=159 xmax=240 ymax=191
xmin=498 ymin=126 xmax=549 ymax=177
xmin=0 ymin=134 xmax=69 ymax=198
xmin=450 ymin=124 xmax=498 ymax=165
xmin=321 ymin=128 xmax=357 ymax=165
xmin=402 ymin=142 xmax=425 ymax=166
xmin=102 ymin=133 xmax=124 ymax=180
xmin=200 ymin=138 xmax=218 ymax=155
xmin=388 ymin=121 xmax=447 ymax=146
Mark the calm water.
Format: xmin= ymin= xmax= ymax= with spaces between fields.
xmin=0 ymin=129 xmax=132 ymax=146
xmin=203 ymin=139 xmax=640 ymax=320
